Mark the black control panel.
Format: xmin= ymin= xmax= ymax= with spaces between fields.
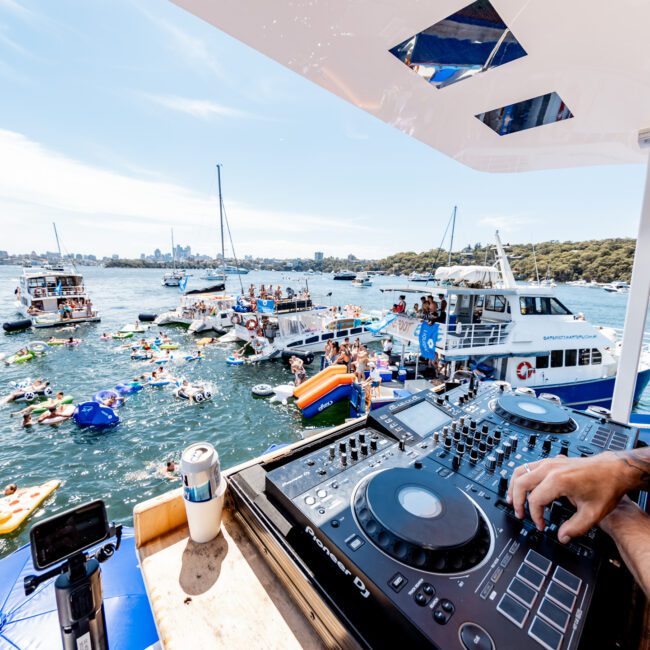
xmin=230 ymin=381 xmax=643 ymax=650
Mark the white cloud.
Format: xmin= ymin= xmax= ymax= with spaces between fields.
xmin=0 ymin=129 xmax=386 ymax=257
xmin=478 ymin=214 xmax=537 ymax=234
xmin=141 ymin=93 xmax=255 ymax=120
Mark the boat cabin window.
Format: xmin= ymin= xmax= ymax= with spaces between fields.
xmin=484 ymin=295 xmax=507 ymax=313
xmin=305 ymin=336 xmax=319 ymax=344
xmin=519 ymin=297 xmax=572 ymax=316
xmin=579 ymin=349 xmax=591 ymax=365
xmin=350 ymin=327 xmax=362 ymax=334
xmin=591 ymin=349 xmax=602 ymax=365
xmin=321 ymin=332 xmax=334 ymax=340
xmin=565 ymin=349 xmax=577 ymax=367
xmin=336 ymin=330 xmax=349 ymax=338
xmin=536 ymin=355 xmax=549 ymax=369
xmin=550 ymin=350 xmax=563 ymax=368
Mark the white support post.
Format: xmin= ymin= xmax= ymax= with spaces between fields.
xmin=611 ymin=155 xmax=650 ymax=423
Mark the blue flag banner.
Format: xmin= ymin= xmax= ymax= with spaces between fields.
xmin=256 ymin=299 xmax=275 ymax=314
xmin=418 ymin=322 xmax=440 ymax=360
xmin=55 ymin=281 xmax=62 ymax=296
xmin=179 ymin=276 xmax=189 ymax=292
xmin=366 ymin=313 xmax=397 ymax=333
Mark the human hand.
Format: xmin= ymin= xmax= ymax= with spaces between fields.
xmin=507 ymin=452 xmax=635 ymax=543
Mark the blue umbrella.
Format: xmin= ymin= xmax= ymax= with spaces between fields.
xmin=0 ymin=528 xmax=158 ymax=649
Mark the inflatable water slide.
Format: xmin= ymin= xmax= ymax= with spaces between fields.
xmin=294 ymin=365 xmax=355 ymax=418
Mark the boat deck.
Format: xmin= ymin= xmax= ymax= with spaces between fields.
xmin=33 ymin=315 xmax=101 ymax=328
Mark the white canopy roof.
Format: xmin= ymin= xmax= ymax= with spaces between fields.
xmin=174 ymin=0 xmax=650 ymax=173
xmin=435 ymin=265 xmax=501 ymax=285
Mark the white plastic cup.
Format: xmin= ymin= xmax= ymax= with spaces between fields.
xmin=181 ymin=442 xmax=226 ymax=543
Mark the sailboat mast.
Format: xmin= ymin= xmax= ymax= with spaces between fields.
xmin=171 ymin=228 xmax=176 ymax=271
xmin=53 ymin=222 xmax=62 ymax=259
xmin=217 ymin=164 xmax=225 ymax=265
xmin=448 ymin=206 xmax=457 ymax=266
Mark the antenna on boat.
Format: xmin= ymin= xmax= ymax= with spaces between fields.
xmin=217 ymin=165 xmax=245 ymax=294
xmin=448 ymin=205 xmax=456 ymax=267
xmin=426 ymin=205 xmax=457 ymax=283
xmin=531 ymin=243 xmax=540 ymax=285
xmin=52 ymin=222 xmax=62 ymax=259
xmin=171 ymin=228 xmax=176 ymax=272
xmin=494 ymin=231 xmax=516 ymax=288
xmin=217 ymin=164 xmax=225 ymax=274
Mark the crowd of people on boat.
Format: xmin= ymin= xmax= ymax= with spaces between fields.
xmin=390 ymin=293 xmax=448 ymax=322
xmin=246 ymin=283 xmax=310 ymax=303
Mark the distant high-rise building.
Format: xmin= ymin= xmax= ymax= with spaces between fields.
xmin=347 ymin=254 xmax=357 ymax=261
xmin=154 ymin=248 xmax=161 ymax=260
xmin=314 ymin=251 xmax=324 ymax=261
xmin=111 ymin=254 xmax=119 ymax=260
xmin=140 ymin=253 xmax=146 ymax=260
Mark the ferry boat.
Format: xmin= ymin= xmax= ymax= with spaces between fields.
xmin=14 ymin=267 xmax=100 ymax=328
xmin=351 ymin=271 xmax=372 ymax=287
xmin=381 ymin=235 xmax=650 ymax=410
xmin=332 ymin=269 xmax=356 ymax=280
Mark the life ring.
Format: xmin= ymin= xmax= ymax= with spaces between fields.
xmin=516 ymin=361 xmax=535 ymax=381
xmin=28 ymin=341 xmax=48 ymax=354
xmin=245 ymin=318 xmax=258 ymax=331
xmin=226 ymin=355 xmax=244 ymax=366
xmin=252 ymin=384 xmax=273 ymax=397
xmin=92 ymin=389 xmax=123 ymax=406
xmin=231 ymin=313 xmax=241 ymax=325
xmin=256 ymin=327 xmax=264 ymax=337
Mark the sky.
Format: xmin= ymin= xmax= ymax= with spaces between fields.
xmin=0 ymin=0 xmax=647 ymax=260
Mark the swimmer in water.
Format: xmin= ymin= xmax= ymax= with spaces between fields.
xmin=3 ymin=483 xmax=17 ymax=496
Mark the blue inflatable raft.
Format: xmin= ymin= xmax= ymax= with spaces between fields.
xmin=73 ymin=401 xmax=120 ymax=428
xmin=0 ymin=527 xmax=158 ymax=649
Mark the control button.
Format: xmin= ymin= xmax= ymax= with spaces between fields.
xmin=482 ymin=424 xmax=490 ymax=434
xmin=491 ymin=568 xmax=503 ymax=583
xmin=498 ymin=476 xmax=508 ymax=496
xmin=345 ymin=535 xmax=364 ymax=551
xmin=538 ymin=598 xmax=570 ymax=633
xmin=318 ymin=508 xmax=326 ymax=514
xmin=399 ymin=436 xmax=407 ymax=451
xmin=509 ymin=435 xmax=518 ymax=451
xmin=452 ymin=455 xmax=462 ymax=471
xmin=415 ymin=593 xmax=428 ymax=606
xmin=433 ymin=610 xmax=447 ymax=624
xmin=525 ymin=550 xmax=552 ymax=576
xmin=485 ymin=456 xmax=496 ymax=472
xmin=480 ymin=582 xmax=494 ymax=600
xmin=517 ymin=564 xmax=545 ymax=591
xmin=444 ymin=436 xmax=453 ymax=450
xmin=503 ymin=442 xmax=512 ymax=458
xmin=414 ymin=460 xmax=423 ymax=469
xmin=495 ymin=449 xmax=505 ymax=465
xmin=470 ymin=448 xmax=479 ymax=463
xmin=351 ymin=448 xmax=359 ymax=461
xmin=358 ymin=431 xmax=366 ymax=444
xmin=453 ymin=429 xmax=462 ymax=442
xmin=338 ymin=440 xmax=346 ymax=453
xmin=348 ymin=436 xmax=357 ymax=448
xmin=500 ymin=551 xmax=512 ymax=568
xmin=509 ymin=541 xmax=520 ymax=554
xmin=340 ymin=453 xmax=347 ymax=466
xmin=370 ymin=439 xmax=378 ymax=451
xmin=388 ymin=572 xmax=407 ymax=593
xmin=528 ymin=616 xmax=564 ymax=650
xmin=542 ymin=439 xmax=552 ymax=455
xmin=494 ymin=428 xmax=502 ymax=441
xmin=507 ymin=577 xmax=537 ymax=608
xmin=558 ymin=445 xmax=568 ymax=457
xmin=316 ymin=489 xmax=327 ymax=498
xmin=360 ymin=443 xmax=368 ymax=455
xmin=528 ymin=433 xmax=537 ymax=447
xmin=459 ymin=623 xmax=495 ymax=650
xmin=457 ymin=441 xmax=466 ymax=454
xmin=304 ymin=496 xmax=316 ymax=505
xmin=545 ymin=582 xmax=576 ymax=612
xmin=552 ymin=566 xmax=582 ymax=595
xmin=440 ymin=599 xmax=454 ymax=612
xmin=328 ymin=446 xmax=335 ymax=460
xmin=486 ymin=435 xmax=495 ymax=448
xmin=496 ymin=593 xmax=529 ymax=629
xmin=422 ymin=583 xmax=434 ymax=596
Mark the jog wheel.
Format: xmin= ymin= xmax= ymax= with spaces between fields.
xmin=493 ymin=394 xmax=577 ymax=433
xmin=353 ymin=468 xmax=492 ymax=573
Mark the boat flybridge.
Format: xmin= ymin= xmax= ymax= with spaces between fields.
xmin=381 ymin=235 xmax=650 ymax=409
xmin=39 ymin=3 xmax=650 ymax=650
xmin=15 ymin=266 xmax=100 ymax=327
xmin=154 ymin=287 xmax=234 ymax=331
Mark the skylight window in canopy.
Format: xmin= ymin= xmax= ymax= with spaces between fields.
xmin=389 ymin=0 xmax=527 ymax=89
xmin=476 ymin=92 xmax=574 ymax=136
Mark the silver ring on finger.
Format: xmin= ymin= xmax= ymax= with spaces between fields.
xmin=524 ymin=463 xmax=532 ymax=473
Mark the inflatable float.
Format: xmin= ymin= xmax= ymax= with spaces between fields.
xmin=2 ymin=318 xmax=32 ymax=333
xmin=112 ymin=331 xmax=134 ymax=339
xmin=73 ymin=401 xmax=120 ymax=428
xmin=31 ymin=395 xmax=74 ymax=414
xmin=252 ymin=383 xmax=274 ymax=397
xmin=28 ymin=341 xmax=48 ymax=354
xmin=39 ymin=404 xmax=75 ymax=425
xmin=92 ymin=389 xmax=125 ymax=407
xmin=4 ymin=350 xmax=34 ymax=365
xmin=159 ymin=343 xmax=179 ymax=350
xmin=148 ymin=378 xmax=172 ymax=387
xmin=115 ymin=381 xmax=143 ymax=395
xmin=0 ymin=479 xmax=61 ymax=535
xmin=270 ymin=384 xmax=295 ymax=405
xmin=226 ymin=355 xmax=244 ymax=365
xmin=173 ymin=382 xmax=214 ymax=402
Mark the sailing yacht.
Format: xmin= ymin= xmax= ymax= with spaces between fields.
xmin=161 ymin=229 xmax=188 ymax=287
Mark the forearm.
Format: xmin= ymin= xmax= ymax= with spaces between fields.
xmin=614 ymin=447 xmax=650 ymax=491
xmin=600 ymin=499 xmax=650 ymax=599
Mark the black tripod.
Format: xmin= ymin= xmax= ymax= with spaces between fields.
xmin=24 ymin=525 xmax=122 ymax=650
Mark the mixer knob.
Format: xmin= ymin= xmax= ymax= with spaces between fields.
xmin=399 ymin=436 xmax=407 ymax=452
xmin=469 ymin=448 xmax=479 ymax=463
xmin=509 ymin=435 xmax=518 ymax=451
xmin=453 ymin=429 xmax=462 ymax=442
xmin=351 ymin=448 xmax=359 ymax=461
xmin=462 ymin=426 xmax=470 ymax=439
xmin=442 ymin=426 xmax=449 ymax=438
xmin=349 ymin=436 xmax=357 ymax=449
xmin=433 ymin=431 xmax=439 ymax=443
xmin=459 ymin=416 xmax=465 ymax=426
xmin=495 ymin=448 xmax=505 ymax=465
xmin=341 ymin=453 xmax=347 ymax=466
xmin=498 ymin=476 xmax=508 ymax=496
xmin=370 ymin=438 xmax=378 ymax=452
xmin=494 ymin=428 xmax=502 ymax=441
xmin=359 ymin=431 xmax=366 ymax=444
xmin=528 ymin=434 xmax=537 ymax=448
xmin=360 ymin=443 xmax=368 ymax=456
xmin=482 ymin=424 xmax=490 ymax=435
xmin=452 ymin=455 xmax=461 ymax=471
xmin=559 ymin=441 xmax=569 ymax=456
xmin=470 ymin=420 xmax=477 ymax=431
xmin=486 ymin=435 xmax=495 ymax=448
xmin=444 ymin=436 xmax=452 ymax=450
xmin=542 ymin=439 xmax=552 ymax=455
xmin=339 ymin=441 xmax=346 ymax=453
xmin=502 ymin=442 xmax=512 ymax=458
xmin=478 ymin=441 xmax=487 ymax=454
xmin=466 ymin=437 xmax=474 ymax=449
xmin=329 ymin=445 xmax=336 ymax=460
xmin=437 ymin=396 xmax=444 ymax=405
xmin=458 ymin=395 xmax=465 ymax=405
xmin=451 ymin=421 xmax=457 ymax=432
xmin=456 ymin=441 xmax=465 ymax=455
xmin=486 ymin=455 xmax=497 ymax=472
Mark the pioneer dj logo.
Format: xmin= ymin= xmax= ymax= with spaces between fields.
xmin=305 ymin=526 xmax=370 ymax=599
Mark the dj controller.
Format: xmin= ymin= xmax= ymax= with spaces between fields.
xmin=229 ymin=380 xmax=647 ymax=650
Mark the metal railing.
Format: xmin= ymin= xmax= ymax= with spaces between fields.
xmin=439 ymin=322 xmax=511 ymax=351
xmin=28 ymin=286 xmax=86 ymax=298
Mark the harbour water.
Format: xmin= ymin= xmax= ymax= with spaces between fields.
xmin=0 ymin=266 xmax=647 ymax=557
